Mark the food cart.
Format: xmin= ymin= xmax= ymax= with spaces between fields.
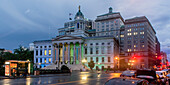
xmin=5 ymin=60 xmax=31 ymax=77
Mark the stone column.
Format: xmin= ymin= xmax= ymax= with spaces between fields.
xmin=79 ymin=43 xmax=82 ymax=63
xmin=55 ymin=45 xmax=58 ymax=63
xmin=52 ymin=44 xmax=55 ymax=63
xmin=58 ymin=45 xmax=60 ymax=64
xmin=73 ymin=43 xmax=76 ymax=64
xmin=68 ymin=44 xmax=70 ymax=64
xmin=62 ymin=43 xmax=65 ymax=64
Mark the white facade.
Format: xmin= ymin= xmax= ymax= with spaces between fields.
xmin=34 ymin=40 xmax=53 ymax=68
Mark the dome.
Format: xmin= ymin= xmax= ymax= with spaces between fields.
xmin=74 ymin=6 xmax=84 ymax=20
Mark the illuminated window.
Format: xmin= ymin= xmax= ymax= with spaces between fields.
xmin=49 ymin=58 xmax=51 ymax=63
xmin=44 ymin=50 xmax=47 ymax=55
xmin=84 ymin=44 xmax=87 ymax=46
xmin=140 ymin=32 xmax=144 ymax=34
xmin=49 ymin=50 xmax=51 ymax=55
xmin=127 ymin=29 xmax=131 ymax=32
xmin=120 ymin=35 xmax=124 ymax=37
xmin=134 ymin=45 xmax=136 ymax=47
xmin=134 ymin=32 xmax=138 ymax=35
xmin=127 ymin=33 xmax=132 ymax=36
xmin=45 ymin=58 xmax=46 ymax=63
xmin=127 ymin=49 xmax=132 ymax=52
xmin=142 ymin=45 xmax=144 ymax=47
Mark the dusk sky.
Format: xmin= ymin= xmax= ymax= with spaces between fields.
xmin=0 ymin=0 xmax=170 ymax=59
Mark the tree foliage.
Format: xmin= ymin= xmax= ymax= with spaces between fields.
xmin=0 ymin=46 xmax=33 ymax=67
xmin=88 ymin=60 xmax=95 ymax=70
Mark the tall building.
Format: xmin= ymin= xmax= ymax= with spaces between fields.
xmin=155 ymin=37 xmax=161 ymax=66
xmin=123 ymin=16 xmax=156 ymax=69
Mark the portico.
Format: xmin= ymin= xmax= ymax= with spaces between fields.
xmin=52 ymin=36 xmax=84 ymax=66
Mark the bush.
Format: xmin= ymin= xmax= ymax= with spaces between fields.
xmin=0 ymin=67 xmax=5 ymax=76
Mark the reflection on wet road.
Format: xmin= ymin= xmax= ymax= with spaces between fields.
xmin=0 ymin=72 xmax=121 ymax=85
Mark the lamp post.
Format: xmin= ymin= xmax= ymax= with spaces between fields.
xmin=82 ymin=59 xmax=87 ymax=68
xmin=114 ymin=57 xmax=119 ymax=69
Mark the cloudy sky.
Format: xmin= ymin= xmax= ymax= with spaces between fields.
xmin=0 ymin=0 xmax=170 ymax=58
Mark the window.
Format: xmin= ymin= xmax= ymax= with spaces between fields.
xmin=40 ymin=58 xmax=42 ymax=63
xmin=49 ymin=50 xmax=51 ymax=55
xmin=40 ymin=46 xmax=42 ymax=48
xmin=49 ymin=46 xmax=51 ymax=48
xmin=44 ymin=50 xmax=47 ymax=55
xmin=96 ymin=48 xmax=99 ymax=54
xmin=40 ymin=50 xmax=42 ymax=56
xmin=49 ymin=58 xmax=51 ymax=63
xmin=101 ymin=47 xmax=105 ymax=54
xmin=140 ymin=32 xmax=144 ymax=34
xmin=127 ymin=29 xmax=131 ymax=32
xmin=127 ymin=49 xmax=132 ymax=52
xmin=134 ymin=32 xmax=138 ymax=35
xmin=85 ymin=48 xmax=87 ymax=54
xmin=127 ymin=33 xmax=132 ymax=36
xmin=127 ymin=41 xmax=131 ymax=44
xmin=36 ymin=46 xmax=38 ymax=48
xmin=108 ymin=57 xmax=110 ymax=62
xmin=36 ymin=50 xmax=38 ymax=56
xmin=90 ymin=48 xmax=93 ymax=54
xmin=45 ymin=58 xmax=46 ymax=63
xmin=108 ymin=43 xmax=110 ymax=45
xmin=102 ymin=57 xmax=104 ymax=62
xmin=36 ymin=58 xmax=38 ymax=63
xmin=102 ymin=43 xmax=105 ymax=45
xmin=120 ymin=35 xmax=124 ymax=37
xmin=107 ymin=46 xmax=111 ymax=54
xmin=96 ymin=43 xmax=98 ymax=45
xmin=96 ymin=57 xmax=98 ymax=62
xmin=90 ymin=43 xmax=93 ymax=45
xmin=44 ymin=46 xmax=47 ymax=48
xmin=91 ymin=57 xmax=93 ymax=61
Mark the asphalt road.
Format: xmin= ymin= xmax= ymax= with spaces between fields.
xmin=0 ymin=71 xmax=121 ymax=85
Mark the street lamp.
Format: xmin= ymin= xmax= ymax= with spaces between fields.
xmin=82 ymin=59 xmax=87 ymax=68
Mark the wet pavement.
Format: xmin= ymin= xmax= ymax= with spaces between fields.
xmin=0 ymin=71 xmax=121 ymax=85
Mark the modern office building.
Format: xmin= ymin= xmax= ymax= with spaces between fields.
xmin=122 ymin=16 xmax=157 ymax=69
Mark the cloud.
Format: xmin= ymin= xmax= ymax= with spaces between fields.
xmin=25 ymin=9 xmax=30 ymax=14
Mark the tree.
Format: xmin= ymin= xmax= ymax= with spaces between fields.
xmin=14 ymin=46 xmax=33 ymax=61
xmin=88 ymin=60 xmax=95 ymax=71
xmin=119 ymin=59 xmax=129 ymax=70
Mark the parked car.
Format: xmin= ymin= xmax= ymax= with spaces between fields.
xmin=120 ymin=70 xmax=136 ymax=77
xmin=136 ymin=69 xmax=164 ymax=85
xmin=162 ymin=69 xmax=170 ymax=75
xmin=166 ymin=73 xmax=170 ymax=84
xmin=105 ymin=77 xmax=149 ymax=85
xmin=156 ymin=71 xmax=167 ymax=84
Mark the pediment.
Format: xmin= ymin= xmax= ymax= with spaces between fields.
xmin=53 ymin=35 xmax=83 ymax=41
